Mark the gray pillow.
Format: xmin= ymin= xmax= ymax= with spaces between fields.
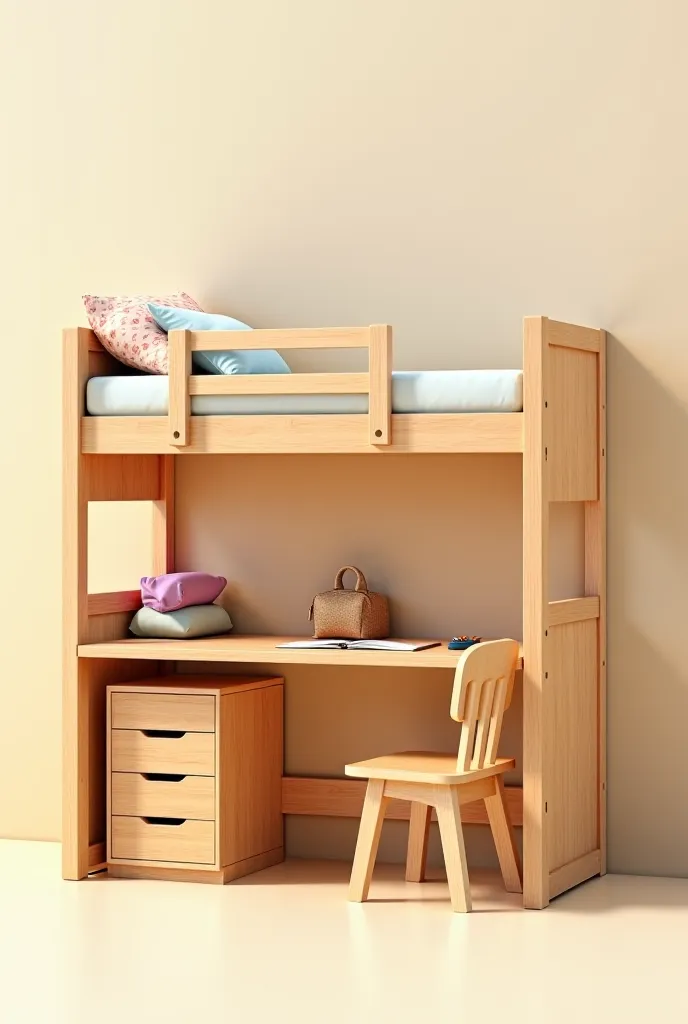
xmin=130 ymin=604 xmax=233 ymax=639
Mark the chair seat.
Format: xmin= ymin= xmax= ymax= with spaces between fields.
xmin=345 ymin=751 xmax=515 ymax=785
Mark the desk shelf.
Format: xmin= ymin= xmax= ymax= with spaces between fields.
xmin=78 ymin=635 xmax=525 ymax=670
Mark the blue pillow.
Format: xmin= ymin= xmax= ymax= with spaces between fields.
xmin=147 ymin=304 xmax=291 ymax=376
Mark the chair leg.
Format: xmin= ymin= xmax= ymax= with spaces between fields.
xmin=484 ymin=775 xmax=523 ymax=893
xmin=349 ymin=779 xmax=388 ymax=903
xmin=435 ymin=786 xmax=471 ymax=913
xmin=406 ymin=802 xmax=431 ymax=882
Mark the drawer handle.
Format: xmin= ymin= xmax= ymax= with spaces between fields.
xmin=142 ymin=817 xmax=186 ymax=826
xmin=142 ymin=773 xmax=186 ymax=783
xmin=141 ymin=729 xmax=186 ymax=739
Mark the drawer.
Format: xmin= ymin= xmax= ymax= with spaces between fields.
xmin=111 ymin=692 xmax=215 ymax=733
xmin=111 ymin=730 xmax=215 ymax=776
xmin=111 ymin=773 xmax=216 ymax=820
xmin=111 ymin=816 xmax=215 ymax=864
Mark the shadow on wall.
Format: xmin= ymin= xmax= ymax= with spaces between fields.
xmin=607 ymin=336 xmax=688 ymax=878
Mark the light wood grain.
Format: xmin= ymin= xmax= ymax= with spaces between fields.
xmin=546 ymin=319 xmax=601 ymax=353
xmin=585 ymin=331 xmax=607 ymax=873
xmin=405 ymin=802 xmax=431 ymax=882
xmin=168 ymin=329 xmax=191 ymax=446
xmin=280 ymin=776 xmax=524 ymax=825
xmin=108 ymin=863 xmax=226 ymax=883
xmin=152 ymin=455 xmax=175 ymax=576
xmin=81 ymin=412 xmax=525 ymax=455
xmin=107 ymin=675 xmax=281 ymax=696
xmin=219 ymin=684 xmax=284 ymax=867
xmin=435 ymin=787 xmax=471 ymax=912
xmin=547 ymin=596 xmax=600 ymax=627
xmin=88 ymin=590 xmax=142 ymax=616
xmin=348 ymin=779 xmax=389 ymax=902
xmin=62 ymin=327 xmax=91 ymax=880
xmin=85 ymin=454 xmax=162 ymax=502
xmin=522 ymin=314 xmax=549 ymax=909
xmin=111 ymin=692 xmax=215 ymax=732
xmin=484 ymin=776 xmax=523 ymax=893
xmin=108 ymin=847 xmax=284 ymax=883
xmin=79 ymin=635 xmax=523 ymax=669
xmin=111 ymin=730 xmax=215 ymax=776
xmin=188 ymin=327 xmax=371 ymax=350
xmin=87 ymin=611 xmax=134 ymax=644
xmin=88 ymin=842 xmax=106 ymax=871
xmin=346 ymin=640 xmax=520 ymax=912
xmin=346 ymin=752 xmax=515 ymax=786
xmin=189 ymin=372 xmax=370 ymax=395
xmin=549 ymin=848 xmax=602 ymax=899
xmin=449 ymin=639 xmax=519 ymax=770
xmin=369 ymin=324 xmax=392 ymax=445
xmin=547 ymin=620 xmax=598 ymax=873
xmin=547 ymin=343 xmax=598 ymax=501
xmin=111 ymin=816 xmax=215 ymax=864
xmin=111 ymin=773 xmax=216 ymax=820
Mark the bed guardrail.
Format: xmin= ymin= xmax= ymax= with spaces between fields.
xmin=168 ymin=325 xmax=393 ymax=448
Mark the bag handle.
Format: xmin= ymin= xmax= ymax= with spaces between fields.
xmin=334 ymin=566 xmax=368 ymax=592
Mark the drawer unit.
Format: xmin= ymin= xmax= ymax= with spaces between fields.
xmin=111 ymin=729 xmax=215 ymax=775
xmin=111 ymin=772 xmax=216 ymax=820
xmin=107 ymin=676 xmax=284 ymax=883
xmin=112 ymin=816 xmax=215 ymax=864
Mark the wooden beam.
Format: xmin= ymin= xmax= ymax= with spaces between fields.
xmin=82 ymin=412 xmax=525 ymax=455
xmin=189 ymin=372 xmax=370 ymax=396
xmin=168 ymin=330 xmax=191 ymax=446
xmin=188 ymin=327 xmax=371 ymax=350
xmin=522 ymin=315 xmax=549 ymax=909
xmin=585 ymin=331 xmax=607 ymax=873
xmin=62 ymin=328 xmax=91 ymax=881
xmin=88 ymin=591 xmax=141 ymax=616
xmin=547 ymin=596 xmax=600 ymax=627
xmin=369 ymin=324 xmax=392 ymax=445
xmin=281 ymin=776 xmax=523 ymax=826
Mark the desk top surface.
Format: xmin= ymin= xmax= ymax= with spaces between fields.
xmin=79 ymin=635 xmax=524 ymax=670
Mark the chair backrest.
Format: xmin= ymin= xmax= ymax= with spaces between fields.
xmin=449 ymin=639 xmax=519 ymax=772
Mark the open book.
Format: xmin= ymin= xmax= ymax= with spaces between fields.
xmin=276 ymin=639 xmax=441 ymax=652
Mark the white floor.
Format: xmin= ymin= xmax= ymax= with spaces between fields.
xmin=1 ymin=841 xmax=687 ymax=1024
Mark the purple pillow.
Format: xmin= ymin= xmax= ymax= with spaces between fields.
xmin=140 ymin=572 xmax=227 ymax=613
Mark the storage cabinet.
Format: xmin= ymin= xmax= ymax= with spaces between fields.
xmin=106 ymin=675 xmax=284 ymax=883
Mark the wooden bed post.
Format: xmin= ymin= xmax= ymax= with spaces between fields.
xmin=523 ymin=316 xmax=606 ymax=909
xmin=62 ymin=328 xmax=92 ymax=880
xmin=63 ymin=329 xmax=177 ymax=879
xmin=522 ymin=316 xmax=549 ymax=909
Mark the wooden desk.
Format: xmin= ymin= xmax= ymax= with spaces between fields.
xmin=78 ymin=634 xmax=524 ymax=670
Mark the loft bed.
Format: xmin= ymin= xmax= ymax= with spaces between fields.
xmin=63 ymin=315 xmax=606 ymax=910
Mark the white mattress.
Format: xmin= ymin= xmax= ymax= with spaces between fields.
xmin=86 ymin=370 xmax=523 ymax=416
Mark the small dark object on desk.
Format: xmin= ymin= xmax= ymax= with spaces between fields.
xmin=448 ymin=635 xmax=482 ymax=650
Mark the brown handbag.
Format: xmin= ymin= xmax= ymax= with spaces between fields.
xmin=309 ymin=566 xmax=390 ymax=640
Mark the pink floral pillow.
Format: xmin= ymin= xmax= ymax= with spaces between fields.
xmin=83 ymin=293 xmax=203 ymax=374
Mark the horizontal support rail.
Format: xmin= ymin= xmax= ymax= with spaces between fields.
xmin=188 ymin=372 xmax=370 ymax=396
xmin=547 ymin=596 xmax=600 ymax=627
xmin=187 ymin=327 xmax=372 ymax=351
xmin=82 ymin=413 xmax=524 ymax=454
xmin=88 ymin=590 xmax=142 ymax=616
xmin=281 ymin=776 xmax=523 ymax=826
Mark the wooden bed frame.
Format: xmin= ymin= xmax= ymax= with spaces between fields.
xmin=63 ymin=315 xmax=606 ymax=909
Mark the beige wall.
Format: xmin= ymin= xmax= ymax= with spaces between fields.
xmin=1 ymin=1 xmax=688 ymax=875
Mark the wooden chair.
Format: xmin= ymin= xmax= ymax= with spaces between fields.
xmin=345 ymin=639 xmax=522 ymax=912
